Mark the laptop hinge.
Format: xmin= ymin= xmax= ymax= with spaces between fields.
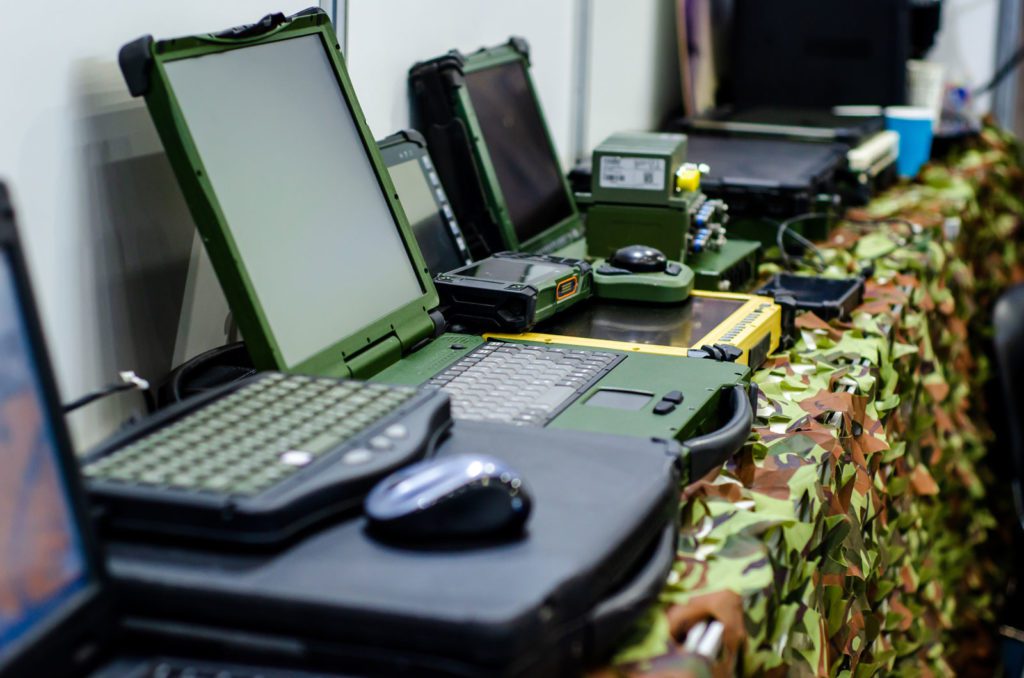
xmin=347 ymin=335 xmax=404 ymax=379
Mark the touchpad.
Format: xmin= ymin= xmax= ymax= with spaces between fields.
xmin=585 ymin=389 xmax=653 ymax=411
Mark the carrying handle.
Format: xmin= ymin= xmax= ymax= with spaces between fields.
xmin=684 ymin=385 xmax=754 ymax=481
xmin=587 ymin=522 xmax=676 ymax=654
xmin=211 ymin=8 xmax=322 ymax=41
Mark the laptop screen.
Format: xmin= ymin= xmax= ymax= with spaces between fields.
xmin=163 ymin=35 xmax=425 ymax=368
xmin=464 ymin=60 xmax=573 ymax=246
xmin=387 ymin=158 xmax=465 ymax=275
xmin=0 ymin=248 xmax=90 ymax=663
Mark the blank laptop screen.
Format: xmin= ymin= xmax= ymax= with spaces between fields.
xmin=387 ymin=158 xmax=465 ymax=275
xmin=164 ymin=35 xmax=424 ymax=368
xmin=0 ymin=249 xmax=90 ymax=664
xmin=464 ymin=60 xmax=574 ymax=246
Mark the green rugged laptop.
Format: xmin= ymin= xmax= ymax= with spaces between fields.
xmin=408 ymin=38 xmax=762 ymax=292
xmin=120 ymin=8 xmax=751 ymax=454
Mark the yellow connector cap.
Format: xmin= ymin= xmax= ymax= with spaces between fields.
xmin=675 ymin=167 xmax=701 ymax=192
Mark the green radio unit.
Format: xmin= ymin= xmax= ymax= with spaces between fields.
xmin=435 ymin=252 xmax=592 ymax=333
xmin=583 ymin=132 xmax=760 ymax=292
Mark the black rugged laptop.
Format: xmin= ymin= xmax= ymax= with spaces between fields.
xmin=0 ymin=182 xmax=340 ymax=677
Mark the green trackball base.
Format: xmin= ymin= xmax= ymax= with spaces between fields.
xmin=591 ymin=259 xmax=695 ymax=303
xmin=688 ymin=239 xmax=761 ymax=292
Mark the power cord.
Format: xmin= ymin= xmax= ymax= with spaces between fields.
xmin=774 ymin=213 xmax=829 ymax=272
xmin=63 ymin=371 xmax=154 ymax=414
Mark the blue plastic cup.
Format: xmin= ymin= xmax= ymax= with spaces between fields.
xmin=885 ymin=106 xmax=935 ymax=178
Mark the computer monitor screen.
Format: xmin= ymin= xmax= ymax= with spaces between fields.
xmin=538 ymin=296 xmax=745 ymax=348
xmin=0 ymin=249 xmax=89 ymax=662
xmin=164 ymin=35 xmax=425 ymax=368
xmin=387 ymin=159 xmax=465 ymax=275
xmin=464 ymin=60 xmax=574 ymax=246
xmin=454 ymin=258 xmax=562 ymax=285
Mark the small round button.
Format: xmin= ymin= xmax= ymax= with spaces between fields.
xmin=369 ymin=436 xmax=393 ymax=451
xmin=342 ymin=448 xmax=373 ymax=465
xmin=385 ymin=424 xmax=408 ymax=439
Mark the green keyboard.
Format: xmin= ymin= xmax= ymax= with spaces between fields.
xmin=83 ymin=372 xmax=451 ymax=543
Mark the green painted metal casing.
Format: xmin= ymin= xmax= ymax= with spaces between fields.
xmin=120 ymin=9 xmax=440 ymax=379
xmin=374 ymin=334 xmax=750 ymax=444
xmin=584 ymin=201 xmax=700 ymax=263
xmin=591 ymin=258 xmax=695 ymax=303
xmin=590 ymin=132 xmax=689 ymax=206
xmin=410 ymin=39 xmax=584 ymax=256
xmin=687 ymin=239 xmax=762 ymax=292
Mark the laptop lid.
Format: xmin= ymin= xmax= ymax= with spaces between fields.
xmin=119 ymin=9 xmax=439 ymax=378
xmin=417 ymin=40 xmax=582 ymax=255
xmin=0 ymin=184 xmax=114 ymax=678
xmin=378 ymin=130 xmax=473 ymax=276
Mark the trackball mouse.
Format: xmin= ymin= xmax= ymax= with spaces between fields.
xmin=609 ymin=245 xmax=668 ymax=273
xmin=364 ymin=454 xmax=532 ymax=541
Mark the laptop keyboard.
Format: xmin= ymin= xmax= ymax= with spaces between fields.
xmin=426 ymin=342 xmax=623 ymax=426
xmin=83 ymin=374 xmax=417 ymax=497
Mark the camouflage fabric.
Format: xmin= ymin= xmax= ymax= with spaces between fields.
xmin=602 ymin=122 xmax=1024 ymax=677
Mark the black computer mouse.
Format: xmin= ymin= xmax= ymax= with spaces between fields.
xmin=364 ymin=454 xmax=532 ymax=542
xmin=608 ymin=245 xmax=668 ymax=273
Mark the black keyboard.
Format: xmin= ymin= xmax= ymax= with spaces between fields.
xmin=84 ymin=373 xmax=450 ymax=544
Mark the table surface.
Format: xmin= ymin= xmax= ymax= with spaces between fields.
xmin=602 ymin=123 xmax=1024 ymax=677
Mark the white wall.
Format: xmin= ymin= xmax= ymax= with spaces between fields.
xmin=344 ymin=0 xmax=579 ymax=167
xmin=583 ymin=0 xmax=681 ymax=158
xmin=930 ymin=0 xmax=1000 ymax=113
xmin=0 ymin=1 xmax=313 ymax=448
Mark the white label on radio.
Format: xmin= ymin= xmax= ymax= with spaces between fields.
xmin=599 ymin=156 xmax=665 ymax=191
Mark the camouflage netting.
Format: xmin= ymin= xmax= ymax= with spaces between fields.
xmin=597 ymin=122 xmax=1024 ymax=677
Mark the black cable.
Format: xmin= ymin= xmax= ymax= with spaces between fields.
xmin=63 ymin=372 xmax=154 ymax=414
xmin=774 ymin=213 xmax=829 ymax=272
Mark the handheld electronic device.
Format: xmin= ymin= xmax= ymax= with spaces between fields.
xmin=0 ymin=181 xmax=344 ymax=677
xmin=377 ymin=129 xmax=473 ymax=274
xmin=435 ymin=251 xmax=592 ymax=332
xmin=364 ymin=453 xmax=532 ymax=541
xmin=122 ymin=9 xmax=756 ymax=457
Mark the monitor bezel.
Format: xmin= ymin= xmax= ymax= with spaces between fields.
xmin=0 ymin=184 xmax=114 ymax=677
xmin=377 ymin=130 xmax=473 ymax=274
xmin=456 ymin=43 xmax=583 ymax=254
xmin=137 ymin=12 xmax=439 ymax=376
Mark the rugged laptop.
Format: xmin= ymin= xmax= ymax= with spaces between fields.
xmin=0 ymin=182 xmax=344 ymax=677
xmin=121 ymin=9 xmax=754 ymax=459
xmin=408 ymin=38 xmax=762 ymax=285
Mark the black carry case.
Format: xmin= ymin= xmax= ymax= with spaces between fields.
xmin=107 ymin=422 xmax=684 ymax=677
xmin=685 ymin=134 xmax=847 ymax=221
